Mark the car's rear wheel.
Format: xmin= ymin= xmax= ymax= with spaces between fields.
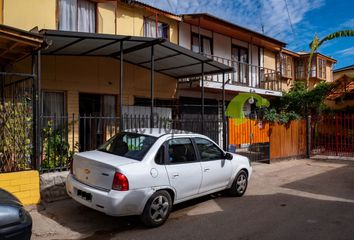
xmin=227 ymin=170 xmax=248 ymax=197
xmin=140 ymin=190 xmax=172 ymax=227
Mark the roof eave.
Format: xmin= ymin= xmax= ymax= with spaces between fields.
xmin=181 ymin=13 xmax=287 ymax=48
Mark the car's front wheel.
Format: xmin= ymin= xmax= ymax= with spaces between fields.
xmin=227 ymin=170 xmax=248 ymax=197
xmin=140 ymin=190 xmax=172 ymax=227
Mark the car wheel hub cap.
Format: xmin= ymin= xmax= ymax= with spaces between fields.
xmin=236 ymin=174 xmax=247 ymax=193
xmin=150 ymin=195 xmax=169 ymax=222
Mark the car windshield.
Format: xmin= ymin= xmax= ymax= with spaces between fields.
xmin=98 ymin=132 xmax=157 ymax=161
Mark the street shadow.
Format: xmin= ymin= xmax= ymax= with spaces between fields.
xmin=281 ymin=162 xmax=354 ymax=201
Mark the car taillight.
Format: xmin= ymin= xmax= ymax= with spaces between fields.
xmin=112 ymin=172 xmax=129 ymax=191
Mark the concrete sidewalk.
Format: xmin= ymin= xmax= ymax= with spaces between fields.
xmin=28 ymin=158 xmax=354 ymax=240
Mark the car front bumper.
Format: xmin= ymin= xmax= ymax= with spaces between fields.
xmin=66 ymin=174 xmax=153 ymax=216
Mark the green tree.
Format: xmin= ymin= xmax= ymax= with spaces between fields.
xmin=307 ymin=30 xmax=354 ymax=88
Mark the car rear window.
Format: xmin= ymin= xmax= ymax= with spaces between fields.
xmin=98 ymin=132 xmax=157 ymax=161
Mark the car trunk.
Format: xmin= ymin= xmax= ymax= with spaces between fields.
xmin=73 ymin=150 xmax=138 ymax=191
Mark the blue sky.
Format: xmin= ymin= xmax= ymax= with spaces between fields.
xmin=141 ymin=0 xmax=354 ymax=69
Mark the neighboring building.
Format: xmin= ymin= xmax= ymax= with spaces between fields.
xmin=325 ymin=65 xmax=354 ymax=110
xmin=279 ymin=49 xmax=336 ymax=91
xmin=177 ymin=13 xmax=286 ymax=119
xmin=334 ymin=64 xmax=354 ymax=79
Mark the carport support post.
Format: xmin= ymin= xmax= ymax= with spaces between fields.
xmin=36 ymin=50 xmax=41 ymax=170
xmin=201 ymin=62 xmax=205 ymax=134
xmin=222 ymin=72 xmax=227 ymax=151
xmin=0 ymin=67 xmax=4 ymax=104
xmin=31 ymin=54 xmax=39 ymax=170
xmin=119 ymin=41 xmax=124 ymax=131
xmin=150 ymin=45 xmax=155 ymax=128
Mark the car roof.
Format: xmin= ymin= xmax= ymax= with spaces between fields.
xmin=124 ymin=128 xmax=200 ymax=138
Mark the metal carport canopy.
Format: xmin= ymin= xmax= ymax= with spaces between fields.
xmin=40 ymin=29 xmax=233 ymax=78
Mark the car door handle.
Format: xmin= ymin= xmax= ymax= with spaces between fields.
xmin=172 ymin=173 xmax=179 ymax=178
xmin=204 ymin=168 xmax=210 ymax=172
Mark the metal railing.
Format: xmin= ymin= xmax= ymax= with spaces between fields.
xmin=179 ymin=54 xmax=282 ymax=92
xmin=311 ymin=113 xmax=354 ymax=157
xmin=38 ymin=114 xmax=225 ymax=172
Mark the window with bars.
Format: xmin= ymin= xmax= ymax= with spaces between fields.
xmin=144 ymin=18 xmax=169 ymax=39
xmin=58 ymin=0 xmax=96 ymax=33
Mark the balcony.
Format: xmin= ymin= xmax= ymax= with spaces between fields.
xmin=179 ymin=54 xmax=283 ymax=95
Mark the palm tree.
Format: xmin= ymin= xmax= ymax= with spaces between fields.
xmin=306 ymin=30 xmax=354 ymax=88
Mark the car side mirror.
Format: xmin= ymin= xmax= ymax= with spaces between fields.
xmin=224 ymin=152 xmax=233 ymax=160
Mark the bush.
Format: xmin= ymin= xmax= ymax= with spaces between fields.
xmin=41 ymin=121 xmax=78 ymax=171
xmin=0 ymin=102 xmax=32 ymax=172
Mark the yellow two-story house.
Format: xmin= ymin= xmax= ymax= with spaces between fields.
xmin=0 ymin=0 xmax=337 ymax=153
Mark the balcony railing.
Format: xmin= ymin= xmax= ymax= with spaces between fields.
xmin=179 ymin=54 xmax=282 ymax=92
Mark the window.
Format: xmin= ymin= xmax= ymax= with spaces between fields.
xmin=296 ymin=60 xmax=305 ymax=79
xmin=98 ymin=132 xmax=157 ymax=161
xmin=318 ymin=58 xmax=327 ymax=79
xmin=144 ymin=18 xmax=169 ymax=39
xmin=58 ymin=0 xmax=96 ymax=33
xmin=194 ymin=138 xmax=223 ymax=161
xmin=231 ymin=45 xmax=248 ymax=83
xmin=191 ymin=33 xmax=212 ymax=55
xmin=154 ymin=145 xmax=165 ymax=165
xmin=311 ymin=58 xmax=317 ymax=78
xmin=167 ymin=138 xmax=197 ymax=164
xmin=42 ymin=91 xmax=65 ymax=117
xmin=42 ymin=91 xmax=66 ymax=129
xmin=283 ymin=55 xmax=292 ymax=78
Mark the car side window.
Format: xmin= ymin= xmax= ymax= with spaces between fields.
xmin=167 ymin=138 xmax=197 ymax=164
xmin=154 ymin=145 xmax=165 ymax=165
xmin=195 ymin=137 xmax=224 ymax=161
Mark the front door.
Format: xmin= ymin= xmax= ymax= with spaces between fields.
xmin=194 ymin=137 xmax=232 ymax=193
xmin=79 ymin=93 xmax=116 ymax=151
xmin=164 ymin=138 xmax=202 ymax=201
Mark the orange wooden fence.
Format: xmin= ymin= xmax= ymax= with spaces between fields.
xmin=269 ymin=120 xmax=307 ymax=160
xmin=228 ymin=118 xmax=269 ymax=145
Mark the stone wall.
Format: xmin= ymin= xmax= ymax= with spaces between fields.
xmin=40 ymin=171 xmax=69 ymax=203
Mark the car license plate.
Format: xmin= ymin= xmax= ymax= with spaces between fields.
xmin=77 ymin=189 xmax=92 ymax=201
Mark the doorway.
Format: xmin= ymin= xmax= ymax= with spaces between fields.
xmin=79 ymin=93 xmax=117 ymax=151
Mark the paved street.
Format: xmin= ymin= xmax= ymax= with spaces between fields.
xmin=30 ymin=159 xmax=354 ymax=240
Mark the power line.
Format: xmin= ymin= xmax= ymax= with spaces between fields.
xmin=283 ymin=0 xmax=296 ymax=38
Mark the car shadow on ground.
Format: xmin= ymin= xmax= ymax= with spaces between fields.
xmin=35 ymin=191 xmax=227 ymax=239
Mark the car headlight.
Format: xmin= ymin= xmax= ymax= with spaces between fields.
xmin=18 ymin=208 xmax=26 ymax=223
xmin=248 ymin=157 xmax=251 ymax=166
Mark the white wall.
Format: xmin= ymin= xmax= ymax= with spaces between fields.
xmin=122 ymin=106 xmax=172 ymax=119
xmin=213 ymin=32 xmax=231 ymax=60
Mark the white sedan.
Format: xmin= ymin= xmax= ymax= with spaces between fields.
xmin=66 ymin=128 xmax=252 ymax=227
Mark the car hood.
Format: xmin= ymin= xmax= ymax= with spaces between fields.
xmin=0 ymin=189 xmax=26 ymax=227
